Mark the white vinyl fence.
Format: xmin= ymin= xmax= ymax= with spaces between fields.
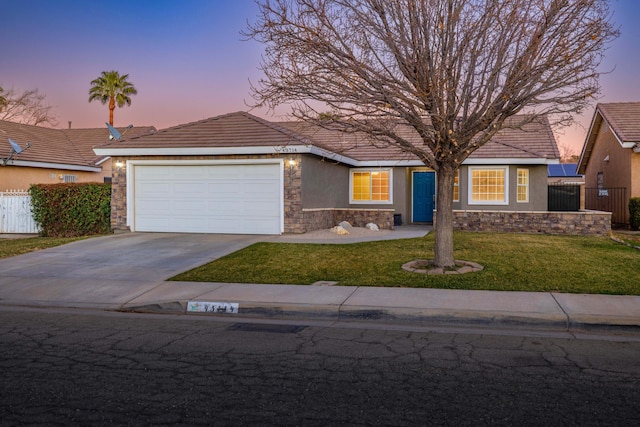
xmin=0 ymin=190 xmax=40 ymax=233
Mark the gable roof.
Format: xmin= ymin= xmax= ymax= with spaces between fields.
xmin=94 ymin=111 xmax=560 ymax=166
xmin=578 ymin=102 xmax=640 ymax=174
xmin=0 ymin=120 xmax=155 ymax=171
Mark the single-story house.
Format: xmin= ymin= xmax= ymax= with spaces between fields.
xmin=0 ymin=119 xmax=155 ymax=191
xmin=94 ymin=111 xmax=563 ymax=235
xmin=578 ymin=102 xmax=640 ymax=226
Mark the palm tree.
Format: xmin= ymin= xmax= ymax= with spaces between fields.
xmin=88 ymin=71 xmax=138 ymax=125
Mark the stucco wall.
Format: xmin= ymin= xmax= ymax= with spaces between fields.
xmin=584 ymin=122 xmax=631 ymax=190
xmin=632 ymin=151 xmax=640 ymax=198
xmin=300 ymin=156 xmax=349 ymax=208
xmin=0 ymin=160 xmax=110 ymax=191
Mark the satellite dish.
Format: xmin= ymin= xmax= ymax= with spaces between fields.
xmin=2 ymin=138 xmax=32 ymax=166
xmin=106 ymin=122 xmax=123 ymax=140
xmin=9 ymin=138 xmax=24 ymax=154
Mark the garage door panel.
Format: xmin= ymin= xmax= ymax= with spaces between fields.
xmin=173 ymin=182 xmax=207 ymax=194
xmin=134 ymin=164 xmax=282 ymax=234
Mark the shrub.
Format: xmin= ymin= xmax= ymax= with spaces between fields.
xmin=630 ymin=197 xmax=640 ymax=231
xmin=29 ymin=183 xmax=111 ymax=237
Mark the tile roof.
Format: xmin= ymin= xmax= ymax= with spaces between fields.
xmin=62 ymin=126 xmax=156 ymax=164
xmin=102 ymin=111 xmax=559 ymax=164
xmin=596 ymin=102 xmax=640 ymax=143
xmin=279 ymin=114 xmax=559 ymax=162
xmin=103 ymin=111 xmax=309 ymax=149
xmin=0 ymin=120 xmax=155 ymax=168
xmin=577 ymin=102 xmax=640 ymax=174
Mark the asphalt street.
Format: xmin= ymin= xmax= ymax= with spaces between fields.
xmin=1 ymin=307 xmax=639 ymax=426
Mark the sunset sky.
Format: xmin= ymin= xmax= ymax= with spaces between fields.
xmin=2 ymin=0 xmax=639 ymax=155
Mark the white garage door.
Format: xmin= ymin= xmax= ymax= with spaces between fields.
xmin=133 ymin=163 xmax=282 ymax=234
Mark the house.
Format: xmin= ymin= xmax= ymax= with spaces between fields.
xmin=578 ymin=102 xmax=640 ymax=227
xmin=548 ymin=164 xmax=584 ymax=185
xmin=0 ymin=120 xmax=155 ymax=191
xmin=94 ymin=111 xmax=569 ymax=235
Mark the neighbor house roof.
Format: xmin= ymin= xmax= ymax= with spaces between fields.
xmin=0 ymin=120 xmax=155 ymax=171
xmin=548 ymin=163 xmax=581 ymax=178
xmin=94 ymin=111 xmax=560 ymax=166
xmin=578 ymin=102 xmax=640 ymax=174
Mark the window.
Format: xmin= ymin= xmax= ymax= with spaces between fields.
xmin=453 ymin=170 xmax=459 ymax=202
xmin=350 ymin=169 xmax=391 ymax=203
xmin=517 ymin=168 xmax=529 ymax=203
xmin=62 ymin=175 xmax=78 ymax=183
xmin=469 ymin=167 xmax=508 ymax=205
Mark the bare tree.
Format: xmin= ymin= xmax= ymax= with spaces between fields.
xmin=246 ymin=0 xmax=618 ymax=267
xmin=558 ymin=142 xmax=579 ymax=163
xmin=0 ymin=87 xmax=58 ymax=126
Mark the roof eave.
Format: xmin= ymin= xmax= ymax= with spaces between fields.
xmin=463 ymin=157 xmax=559 ymax=165
xmin=4 ymin=160 xmax=102 ymax=172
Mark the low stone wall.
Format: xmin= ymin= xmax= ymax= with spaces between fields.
xmin=440 ymin=210 xmax=611 ymax=236
xmin=301 ymin=208 xmax=395 ymax=233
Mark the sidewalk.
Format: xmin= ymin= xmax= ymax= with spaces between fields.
xmin=0 ymin=228 xmax=638 ymax=335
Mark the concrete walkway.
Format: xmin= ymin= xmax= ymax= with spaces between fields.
xmin=0 ymin=227 xmax=638 ymax=335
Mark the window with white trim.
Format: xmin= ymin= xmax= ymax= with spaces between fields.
xmin=468 ymin=167 xmax=508 ymax=205
xmin=62 ymin=175 xmax=78 ymax=183
xmin=517 ymin=168 xmax=529 ymax=202
xmin=350 ymin=169 xmax=392 ymax=203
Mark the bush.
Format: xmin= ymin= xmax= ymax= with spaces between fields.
xmin=630 ymin=197 xmax=640 ymax=231
xmin=29 ymin=183 xmax=111 ymax=237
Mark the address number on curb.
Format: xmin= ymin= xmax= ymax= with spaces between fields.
xmin=187 ymin=301 xmax=239 ymax=314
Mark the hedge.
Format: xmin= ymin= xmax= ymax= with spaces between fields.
xmin=29 ymin=183 xmax=111 ymax=237
xmin=630 ymin=197 xmax=640 ymax=231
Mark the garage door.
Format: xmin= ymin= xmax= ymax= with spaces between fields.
xmin=133 ymin=163 xmax=282 ymax=234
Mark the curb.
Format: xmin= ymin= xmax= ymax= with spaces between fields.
xmin=121 ymin=300 xmax=572 ymax=332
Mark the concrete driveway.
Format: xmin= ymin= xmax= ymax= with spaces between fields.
xmin=0 ymin=233 xmax=263 ymax=309
xmin=0 ymin=233 xmax=264 ymax=281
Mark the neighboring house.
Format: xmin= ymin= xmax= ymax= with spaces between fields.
xmin=547 ymin=163 xmax=585 ymax=212
xmin=578 ymin=102 xmax=640 ymax=226
xmin=95 ymin=111 xmax=561 ymax=235
xmin=0 ymin=120 xmax=155 ymax=190
xmin=548 ymin=163 xmax=584 ymax=184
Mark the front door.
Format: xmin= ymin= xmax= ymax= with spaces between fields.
xmin=412 ymin=171 xmax=435 ymax=222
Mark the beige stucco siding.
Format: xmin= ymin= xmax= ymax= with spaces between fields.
xmin=632 ymin=152 xmax=640 ymax=198
xmin=0 ymin=160 xmax=110 ymax=191
xmin=300 ymin=155 xmax=349 ymax=208
xmin=583 ymin=123 xmax=631 ymax=190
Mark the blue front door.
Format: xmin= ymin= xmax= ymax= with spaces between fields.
xmin=413 ymin=171 xmax=435 ymax=222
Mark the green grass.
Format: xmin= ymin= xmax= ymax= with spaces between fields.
xmin=0 ymin=236 xmax=87 ymax=259
xmin=170 ymin=232 xmax=640 ymax=295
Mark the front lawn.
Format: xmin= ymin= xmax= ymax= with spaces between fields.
xmin=0 ymin=237 xmax=86 ymax=259
xmin=170 ymin=232 xmax=640 ymax=295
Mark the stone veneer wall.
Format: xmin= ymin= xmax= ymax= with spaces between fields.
xmin=301 ymin=208 xmax=395 ymax=233
xmin=438 ymin=210 xmax=611 ymax=236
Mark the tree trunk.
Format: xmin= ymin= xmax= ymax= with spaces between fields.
xmin=109 ymin=96 xmax=115 ymax=125
xmin=434 ymin=166 xmax=456 ymax=268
